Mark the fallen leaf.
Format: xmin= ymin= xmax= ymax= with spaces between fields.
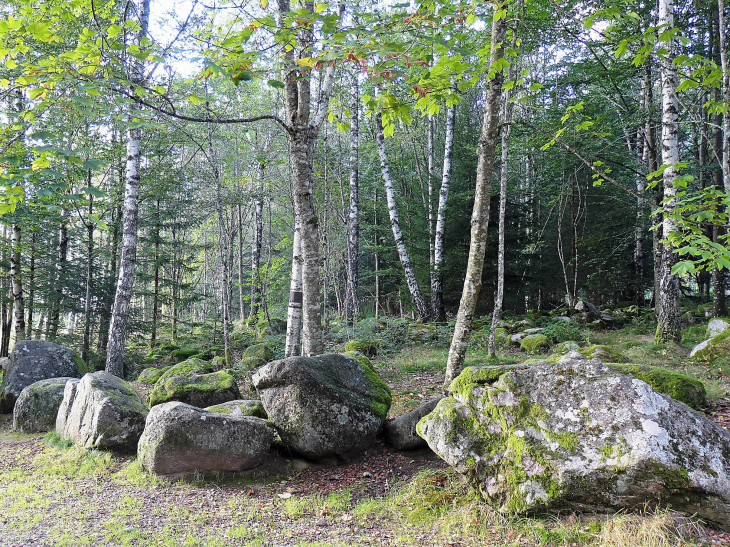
xmin=277 ymin=492 xmax=292 ymax=499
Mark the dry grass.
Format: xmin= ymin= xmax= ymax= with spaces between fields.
xmin=598 ymin=510 xmax=703 ymax=547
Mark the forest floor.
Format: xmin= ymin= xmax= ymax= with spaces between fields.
xmin=3 ymin=320 xmax=730 ymax=546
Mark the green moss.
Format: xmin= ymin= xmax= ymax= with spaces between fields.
xmin=358 ymin=360 xmax=392 ymax=420
xmin=343 ymin=339 xmax=380 ymax=357
xmin=72 ymin=353 xmax=88 ymax=375
xmin=243 ymin=343 xmax=274 ymax=362
xmin=343 ymin=351 xmax=374 ymax=371
xmin=155 ymin=358 xmax=214 ymax=384
xmin=519 ymin=334 xmax=549 ymax=354
xmin=447 ymin=366 xmax=517 ymax=398
xmin=137 ymin=366 xmax=170 ymax=385
xmin=171 ymin=347 xmax=201 ymax=362
xmin=608 ymin=363 xmax=707 ymax=409
xmin=578 ymin=345 xmax=624 ymax=362
xmin=408 ymin=323 xmax=438 ymax=340
xmin=149 ymin=369 xmax=238 ymax=407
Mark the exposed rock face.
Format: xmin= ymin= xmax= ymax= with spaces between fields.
xmin=56 ymin=371 xmax=148 ymax=452
xmin=520 ymin=334 xmax=549 ymax=354
xmin=12 ymin=377 xmax=74 ymax=433
xmin=138 ymin=402 xmax=274 ymax=476
xmin=707 ymin=318 xmax=730 ymax=339
xmin=574 ymin=300 xmax=599 ymax=314
xmin=205 ymin=399 xmax=268 ymax=419
xmin=384 ymin=398 xmax=442 ymax=450
xmin=149 ymin=370 xmax=240 ymax=408
xmin=417 ymin=360 xmax=730 ymax=527
xmin=243 ymin=343 xmax=274 ymax=362
xmin=0 ymin=340 xmax=86 ymax=413
xmin=156 ymin=358 xmax=213 ymax=383
xmin=252 ymin=354 xmax=392 ymax=460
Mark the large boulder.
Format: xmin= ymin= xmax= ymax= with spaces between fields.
xmin=12 ymin=377 xmax=75 ymax=433
xmin=417 ymin=360 xmax=730 ymax=527
xmin=574 ymin=300 xmax=599 ymax=314
xmin=56 ymin=371 xmax=148 ymax=452
xmin=0 ymin=340 xmax=86 ymax=413
xmin=149 ymin=370 xmax=240 ymax=408
xmin=384 ymin=398 xmax=442 ymax=450
xmin=138 ymin=402 xmax=274 ymax=476
xmin=252 ymin=354 xmax=392 ymax=460
xmin=137 ymin=366 xmax=171 ymax=385
xmin=156 ymin=358 xmax=213 ymax=383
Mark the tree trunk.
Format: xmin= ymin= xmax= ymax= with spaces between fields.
xmin=374 ymin=112 xmax=430 ymax=322
xmin=238 ymin=204 xmax=246 ymax=321
xmin=432 ymin=104 xmax=456 ymax=322
xmin=10 ymin=223 xmax=24 ymax=339
xmin=488 ymin=79 xmax=515 ymax=356
xmin=150 ymin=198 xmax=161 ymax=348
xmin=106 ymin=0 xmax=150 ymax=377
xmin=47 ymin=219 xmax=68 ymax=339
xmin=250 ymin=168 xmax=264 ymax=321
xmin=25 ymin=230 xmax=36 ymax=339
xmin=346 ymin=71 xmax=360 ymax=327
xmin=655 ymin=0 xmax=682 ymax=344
xmin=211 ymin=130 xmax=231 ymax=364
xmin=635 ymin=126 xmax=646 ymax=306
xmin=82 ymin=193 xmax=94 ymax=363
xmin=285 ymin=218 xmax=303 ymax=357
xmin=98 ymin=204 xmax=120 ymax=352
xmin=443 ymin=5 xmax=508 ymax=390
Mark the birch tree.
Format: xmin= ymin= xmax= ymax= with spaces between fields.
xmin=655 ymin=0 xmax=681 ymax=344
xmin=346 ymin=72 xmax=360 ymax=328
xmin=106 ymin=0 xmax=150 ymax=376
xmin=443 ymin=3 xmax=509 ymax=390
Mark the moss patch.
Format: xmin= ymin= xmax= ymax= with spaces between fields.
xmin=608 ymin=363 xmax=707 ymax=409
xmin=578 ymin=344 xmax=624 ymax=362
xmin=344 ymin=340 xmax=380 ymax=358
xmin=171 ymin=347 xmax=201 ymax=362
xmin=72 ymin=353 xmax=88 ymax=375
xmin=243 ymin=343 xmax=274 ymax=362
xmin=137 ymin=366 xmax=171 ymax=385
xmin=520 ymin=334 xmax=549 ymax=354
xmin=343 ymin=351 xmax=374 ymax=371
xmin=447 ymin=365 xmax=518 ymax=398
xmin=149 ymin=369 xmax=239 ymax=407
xmin=155 ymin=358 xmax=214 ymax=384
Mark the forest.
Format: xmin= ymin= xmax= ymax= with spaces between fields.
xmin=2 ymin=0 xmax=730 ymax=546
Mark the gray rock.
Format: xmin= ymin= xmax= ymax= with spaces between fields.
xmin=252 ymin=354 xmax=392 ymax=460
xmin=384 ymin=398 xmax=442 ymax=450
xmin=574 ymin=300 xmax=599 ymax=313
xmin=205 ymin=399 xmax=268 ymax=419
xmin=707 ymin=318 xmax=730 ymax=339
xmin=553 ymin=316 xmax=572 ymax=322
xmin=0 ymin=357 xmax=9 ymax=371
xmin=138 ymin=401 xmax=274 ymax=476
xmin=523 ymin=328 xmax=544 ymax=335
xmin=559 ymin=350 xmax=586 ymax=363
xmin=12 ymin=377 xmax=75 ymax=433
xmin=56 ymin=371 xmax=147 ymax=452
xmin=510 ymin=333 xmax=526 ymax=344
xmin=689 ymin=339 xmax=712 ymax=359
xmin=0 ymin=340 xmax=86 ymax=413
xmin=417 ymin=360 xmax=730 ymax=527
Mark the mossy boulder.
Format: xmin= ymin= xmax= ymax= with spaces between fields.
xmin=205 ymin=399 xmax=268 ymax=419
xmin=707 ymin=318 xmax=730 ymax=339
xmin=243 ymin=343 xmax=275 ymax=362
xmin=343 ymin=351 xmax=374 ymax=371
xmin=577 ymin=344 xmax=624 ymax=362
xmin=252 ymin=353 xmax=392 ymax=460
xmin=520 ymin=334 xmax=549 ymax=354
xmin=554 ymin=341 xmax=581 ymax=354
xmin=256 ymin=317 xmax=287 ymax=339
xmin=56 ymin=371 xmax=147 ymax=452
xmin=408 ymin=323 xmax=438 ymax=341
xmin=149 ymin=370 xmax=240 ymax=408
xmin=608 ymin=364 xmax=707 ymax=409
xmin=137 ymin=366 xmax=171 ymax=385
xmin=0 ymin=340 xmax=86 ymax=413
xmin=417 ymin=359 xmax=730 ymax=527
xmin=171 ymin=347 xmax=201 ymax=363
xmin=384 ymin=397 xmax=442 ymax=450
xmin=344 ymin=339 xmax=380 ymax=358
xmin=690 ymin=328 xmax=730 ymax=360
xmin=138 ymin=402 xmax=274 ymax=476
xmin=156 ymin=358 xmax=213 ymax=384
xmin=12 ymin=377 xmax=75 ymax=433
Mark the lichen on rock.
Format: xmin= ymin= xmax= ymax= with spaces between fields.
xmin=417 ymin=359 xmax=730 ymax=527
xmin=149 ymin=369 xmax=240 ymax=408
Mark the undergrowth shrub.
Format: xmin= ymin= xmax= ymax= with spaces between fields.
xmin=540 ymin=320 xmax=588 ymax=345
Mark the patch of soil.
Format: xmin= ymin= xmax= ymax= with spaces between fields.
xmin=705 ymin=398 xmax=730 ymax=432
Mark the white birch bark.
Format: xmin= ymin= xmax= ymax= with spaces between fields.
xmin=719 ymin=0 xmax=730 ymax=195
xmin=432 ymin=104 xmax=456 ymax=322
xmin=488 ymin=82 xmax=515 ymax=356
xmin=444 ymin=6 xmax=508 ymax=389
xmin=656 ymin=0 xmax=682 ymax=344
xmin=346 ymin=71 xmax=359 ymax=327
xmin=374 ymin=112 xmax=430 ymax=322
xmin=285 ymin=218 xmax=303 ymax=357
xmin=106 ymin=0 xmax=150 ymax=377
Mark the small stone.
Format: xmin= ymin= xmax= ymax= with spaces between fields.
xmin=316 ymin=517 xmax=328 ymax=527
